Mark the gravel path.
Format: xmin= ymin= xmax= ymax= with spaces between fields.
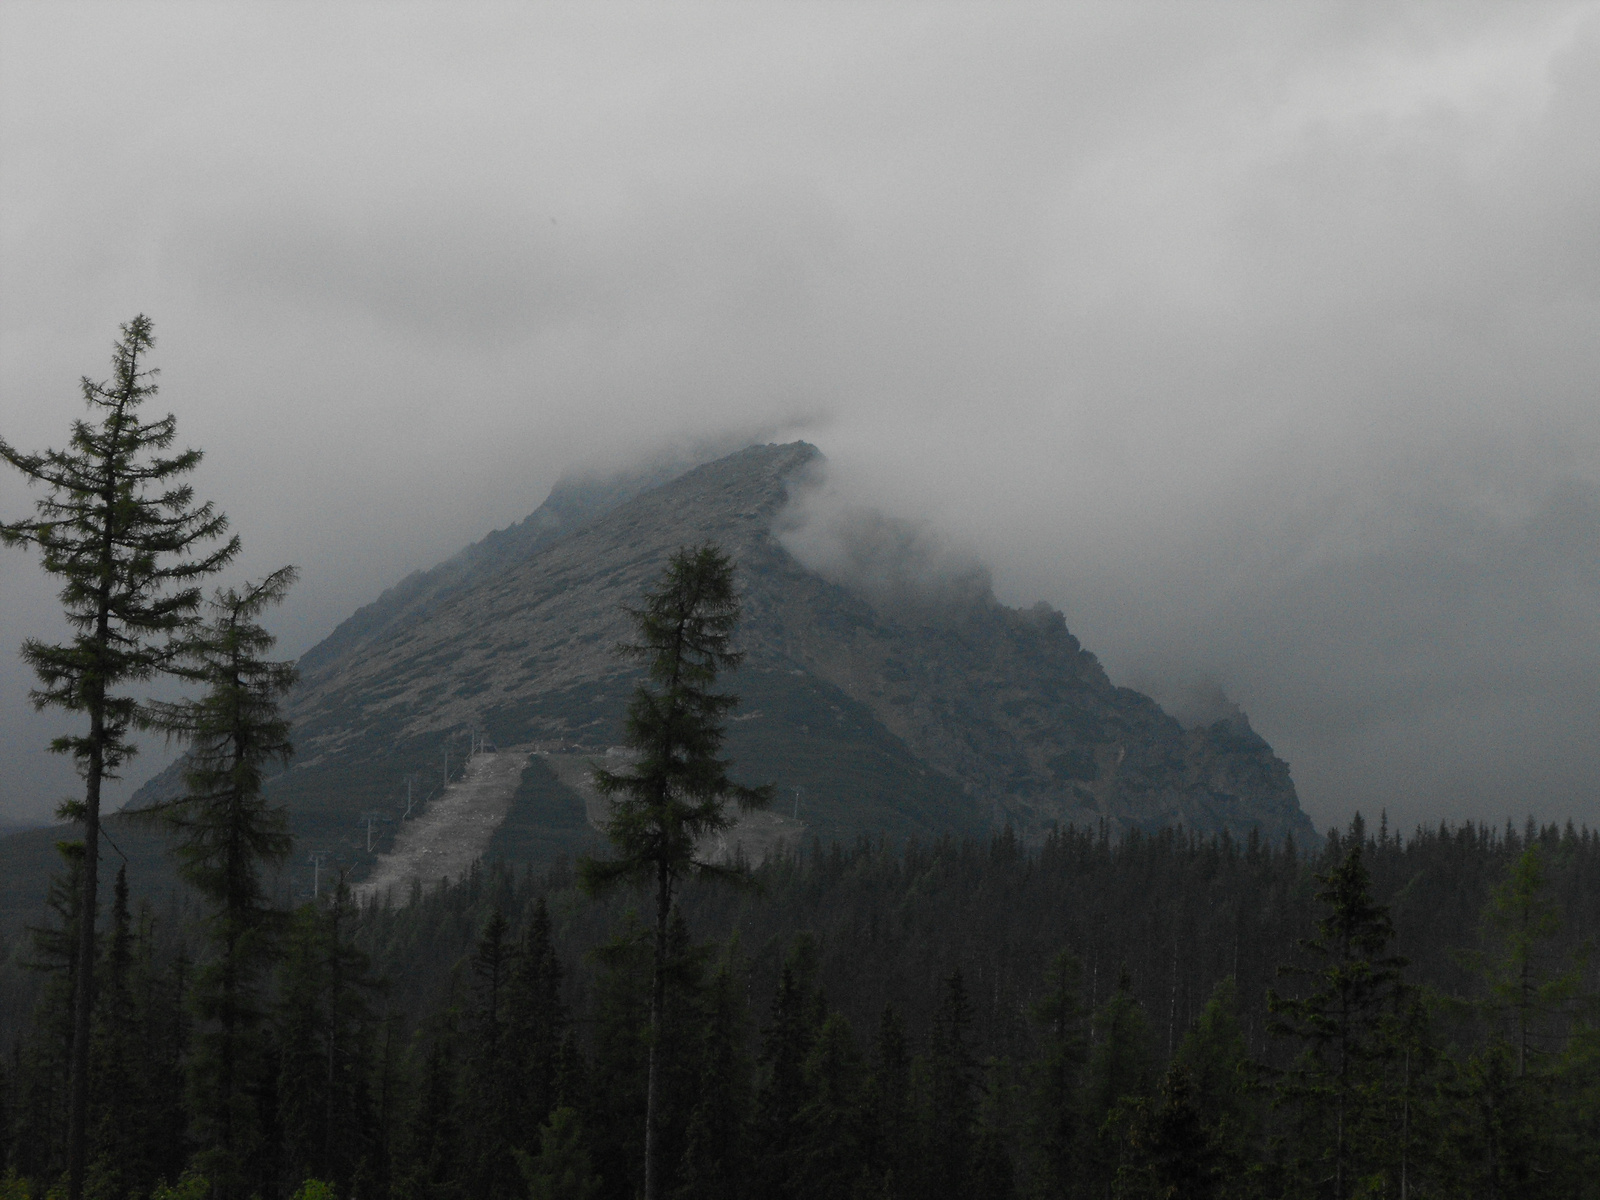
xmin=357 ymin=747 xmax=529 ymax=902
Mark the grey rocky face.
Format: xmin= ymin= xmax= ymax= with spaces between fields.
xmin=145 ymin=440 xmax=1311 ymax=884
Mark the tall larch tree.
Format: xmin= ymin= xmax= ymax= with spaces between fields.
xmin=579 ymin=543 xmax=773 ymax=1200
xmin=0 ymin=315 xmax=237 ymax=1200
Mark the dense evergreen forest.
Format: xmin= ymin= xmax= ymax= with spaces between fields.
xmin=0 ymin=813 xmax=1596 ymax=1198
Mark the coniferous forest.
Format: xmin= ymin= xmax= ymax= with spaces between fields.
xmin=0 ymin=815 xmax=1598 ymax=1198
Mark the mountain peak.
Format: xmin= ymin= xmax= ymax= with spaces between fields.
xmin=140 ymin=439 xmax=1312 ymax=890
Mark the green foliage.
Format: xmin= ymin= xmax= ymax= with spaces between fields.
xmin=1112 ymin=1064 xmax=1223 ymax=1200
xmin=1027 ymin=950 xmax=1087 ymax=1194
xmin=291 ymin=1182 xmax=338 ymax=1200
xmin=515 ymin=1108 xmax=601 ymax=1200
xmin=277 ymin=887 xmax=382 ymax=1194
xmin=1475 ymin=844 xmax=1588 ymax=1075
xmin=1268 ymin=838 xmax=1409 ymax=1198
xmin=149 ymin=1175 xmax=209 ymax=1200
xmin=926 ymin=970 xmax=980 ymax=1200
xmin=674 ymin=956 xmax=753 ymax=1200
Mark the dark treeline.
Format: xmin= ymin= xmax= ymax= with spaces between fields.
xmin=2 ymin=813 xmax=1598 ymax=1198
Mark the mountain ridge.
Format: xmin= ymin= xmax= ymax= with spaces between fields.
xmin=242 ymin=441 xmax=1314 ymax=883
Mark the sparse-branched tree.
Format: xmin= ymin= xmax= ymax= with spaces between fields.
xmin=579 ymin=543 xmax=773 ymax=1200
xmin=1 ymin=315 xmax=238 ymax=1199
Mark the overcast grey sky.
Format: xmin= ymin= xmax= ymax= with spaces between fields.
xmin=2 ymin=3 xmax=1597 ymax=834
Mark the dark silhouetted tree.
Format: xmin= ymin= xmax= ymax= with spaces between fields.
xmin=1 ymin=314 xmax=238 ymax=1199
xmin=1027 ymin=950 xmax=1088 ymax=1195
xmin=136 ymin=566 xmax=297 ymax=1196
xmin=579 ymin=543 xmax=773 ymax=1200
xmin=1268 ymin=839 xmax=1408 ymax=1200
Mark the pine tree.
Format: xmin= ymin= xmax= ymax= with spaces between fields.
xmin=1173 ymin=976 xmax=1259 ymax=1174
xmin=579 ymin=544 xmax=773 ymax=1200
xmin=516 ymin=1107 xmax=601 ymax=1200
xmin=1115 ymin=1064 xmax=1222 ymax=1200
xmin=1268 ymin=839 xmax=1408 ymax=1200
xmin=134 ymin=567 xmax=297 ymax=1196
xmin=654 ymin=910 xmax=709 ymax=1196
xmin=1 ymin=314 xmax=238 ymax=1199
xmin=588 ymin=918 xmax=653 ymax=1200
xmin=133 ymin=908 xmax=193 ymax=1190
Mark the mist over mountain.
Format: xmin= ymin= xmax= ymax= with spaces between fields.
xmin=86 ymin=441 xmax=1310 ymax=909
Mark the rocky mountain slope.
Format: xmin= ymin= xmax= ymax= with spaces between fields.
xmin=208 ymin=440 xmax=1315 ymax=893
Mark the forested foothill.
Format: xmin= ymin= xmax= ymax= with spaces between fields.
xmin=0 ymin=814 xmax=1596 ymax=1197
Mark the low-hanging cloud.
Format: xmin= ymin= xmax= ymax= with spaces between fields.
xmin=778 ymin=469 xmax=995 ymax=621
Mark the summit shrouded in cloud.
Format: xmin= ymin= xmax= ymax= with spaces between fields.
xmin=2 ymin=4 xmax=1599 ymax=833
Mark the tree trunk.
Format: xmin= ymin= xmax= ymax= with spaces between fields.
xmin=645 ymin=858 xmax=670 ymax=1200
xmin=67 ymin=702 xmax=105 ymax=1200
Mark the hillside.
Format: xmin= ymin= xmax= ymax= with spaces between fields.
xmin=3 ymin=441 xmax=1316 ymax=923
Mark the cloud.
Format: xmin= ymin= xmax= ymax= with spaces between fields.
xmin=2 ymin=3 xmax=1598 ymax=831
xmin=778 ymin=468 xmax=995 ymax=621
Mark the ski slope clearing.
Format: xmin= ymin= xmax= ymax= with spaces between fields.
xmin=358 ymin=747 xmax=529 ymax=902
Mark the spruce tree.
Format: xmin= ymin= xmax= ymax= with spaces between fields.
xmin=463 ymin=908 xmax=521 ymax=1197
xmin=85 ymin=866 xmax=152 ymax=1200
xmin=276 ymin=886 xmax=382 ymax=1196
xmin=1 ymin=315 xmax=238 ymax=1199
xmin=752 ymin=945 xmax=823 ymax=1200
xmin=396 ymin=1030 xmax=464 ymax=1200
xmin=796 ymin=1013 xmax=866 ymax=1197
xmin=674 ymin=955 xmax=753 ymax=1200
xmin=579 ymin=543 xmax=773 ymax=1200
xmin=1027 ymin=950 xmax=1087 ymax=1195
xmin=861 ymin=1006 xmax=914 ymax=1200
xmin=926 ymin=970 xmax=980 ymax=1200
xmin=13 ymin=844 xmax=88 ymax=1182
xmin=1116 ymin=1064 xmax=1223 ymax=1200
xmin=1173 ymin=975 xmax=1259 ymax=1174
xmin=133 ymin=567 xmax=297 ymax=1196
xmin=507 ymin=897 xmax=567 ymax=1154
xmin=588 ymin=917 xmax=653 ymax=1200
xmin=1084 ymin=967 xmax=1153 ymax=1194
xmin=1268 ymin=839 xmax=1408 ymax=1200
